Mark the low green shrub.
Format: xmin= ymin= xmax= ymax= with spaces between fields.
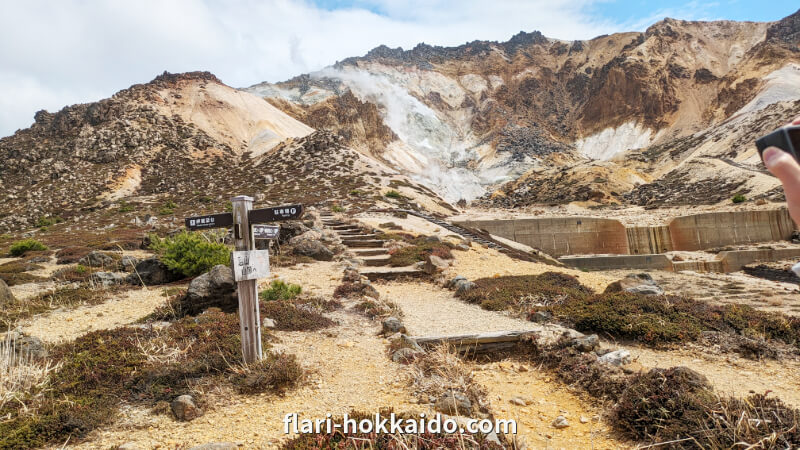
xmin=35 ymin=216 xmax=63 ymax=228
xmin=732 ymin=194 xmax=747 ymax=203
xmin=259 ymin=280 xmax=302 ymax=301
xmin=9 ymin=239 xmax=48 ymax=257
xmin=384 ymin=190 xmax=402 ymax=199
xmin=149 ymin=231 xmax=230 ymax=277
xmin=158 ymin=200 xmax=177 ymax=215
xmin=331 ymin=204 xmax=345 ymax=213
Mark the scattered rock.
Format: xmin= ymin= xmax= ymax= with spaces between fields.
xmin=509 ymin=396 xmax=529 ymax=406
xmin=119 ymin=255 xmax=140 ymax=272
xmin=118 ymin=442 xmax=141 ymax=450
xmin=424 ymin=235 xmax=442 ymax=243
xmin=361 ymin=282 xmax=380 ymax=299
xmin=435 ymin=391 xmax=472 ymax=415
xmin=6 ymin=331 xmax=47 ymax=359
xmin=184 ymin=265 xmax=237 ymax=314
xmin=451 ymin=277 xmax=475 ymax=295
xmin=0 ymin=279 xmax=16 ymax=306
xmin=342 ymin=267 xmax=360 ymax=283
xmin=424 ymin=254 xmax=449 ymax=274
xmin=579 ymin=416 xmax=589 ymax=424
xmin=605 ymin=273 xmax=664 ymax=296
xmin=79 ymin=250 xmax=115 ymax=267
xmin=552 ymin=415 xmax=569 ymax=428
xmin=570 ymin=334 xmax=599 ymax=352
xmin=530 ymin=310 xmax=552 ymax=323
xmin=456 ymin=243 xmax=471 ymax=251
xmin=389 ymin=333 xmax=424 ymax=352
xmin=91 ymin=271 xmax=127 ymax=287
xmin=279 ymin=222 xmax=311 ymax=245
xmin=263 ymin=318 xmax=276 ymax=328
xmin=171 ymin=394 xmax=202 ymax=421
xmin=128 ymin=257 xmax=181 ymax=286
xmin=382 ymin=317 xmax=406 ymax=335
xmin=598 ymin=349 xmax=632 ymax=366
xmin=292 ymin=238 xmax=334 ymax=261
xmin=392 ymin=348 xmax=421 ymax=363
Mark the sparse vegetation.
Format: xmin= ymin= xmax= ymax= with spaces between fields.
xmin=732 ymin=194 xmax=747 ymax=203
xmin=0 ymin=286 xmax=113 ymax=332
xmin=331 ymin=204 xmax=345 ymax=212
xmin=149 ymin=231 xmax=231 ymax=277
xmin=35 ymin=216 xmax=63 ymax=229
xmin=54 ymin=246 xmax=92 ymax=264
xmin=387 ymin=237 xmax=454 ymax=267
xmin=0 ymin=309 xmax=303 ymax=449
xmin=117 ymin=201 xmax=135 ymax=213
xmin=158 ymin=200 xmax=177 ymax=215
xmin=259 ymin=280 xmax=302 ymax=301
xmin=384 ymin=190 xmax=402 ymax=199
xmin=9 ymin=239 xmax=48 ymax=257
xmin=259 ymin=299 xmax=335 ymax=331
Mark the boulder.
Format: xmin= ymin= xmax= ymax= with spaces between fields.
xmin=424 ymin=235 xmax=442 ymax=243
xmin=452 ymin=279 xmax=475 ymax=295
xmin=279 ymin=222 xmax=310 ymax=245
xmin=171 ymin=394 xmax=202 ymax=421
xmin=343 ymin=267 xmax=361 ymax=283
xmin=184 ymin=265 xmax=237 ymax=315
xmin=91 ymin=271 xmax=127 ymax=287
xmin=530 ymin=310 xmax=552 ymax=323
xmin=382 ymin=317 xmax=406 ymax=335
xmin=0 ymin=279 xmax=16 ymax=306
xmin=6 ymin=330 xmax=47 ymax=359
xmin=434 ymin=391 xmax=472 ymax=415
xmin=128 ymin=258 xmax=181 ymax=286
xmin=292 ymin=239 xmax=334 ymax=261
xmin=263 ymin=318 xmax=276 ymax=329
xmin=598 ymin=349 xmax=631 ymax=366
xmin=119 ymin=255 xmax=140 ymax=272
xmin=605 ymin=273 xmax=664 ymax=296
xmin=79 ymin=250 xmax=115 ymax=268
xmin=361 ymin=283 xmax=380 ymax=299
xmin=424 ymin=254 xmax=449 ymax=274
xmin=552 ymin=415 xmax=569 ymax=428
xmin=570 ymin=334 xmax=599 ymax=352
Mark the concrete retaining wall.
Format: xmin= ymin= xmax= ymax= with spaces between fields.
xmin=669 ymin=209 xmax=795 ymax=251
xmin=560 ymin=254 xmax=673 ymax=271
xmin=456 ymin=209 xmax=795 ymax=258
xmin=456 ymin=217 xmax=629 ymax=258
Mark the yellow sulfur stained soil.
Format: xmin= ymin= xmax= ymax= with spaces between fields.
xmin=474 ymin=361 xmax=629 ymax=449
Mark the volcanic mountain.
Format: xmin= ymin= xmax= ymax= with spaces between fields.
xmin=247 ymin=9 xmax=800 ymax=206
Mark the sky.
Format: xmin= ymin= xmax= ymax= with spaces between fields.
xmin=0 ymin=0 xmax=797 ymax=137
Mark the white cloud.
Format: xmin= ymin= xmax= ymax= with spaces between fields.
xmin=0 ymin=0 xmax=624 ymax=137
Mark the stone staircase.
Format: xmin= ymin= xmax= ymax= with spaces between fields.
xmin=320 ymin=213 xmax=425 ymax=281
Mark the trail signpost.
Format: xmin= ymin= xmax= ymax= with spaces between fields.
xmin=184 ymin=198 xmax=304 ymax=363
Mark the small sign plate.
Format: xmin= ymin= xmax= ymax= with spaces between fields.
xmin=185 ymin=213 xmax=234 ymax=230
xmin=231 ymin=250 xmax=270 ymax=281
xmin=253 ymin=224 xmax=280 ymax=240
xmin=249 ymin=204 xmax=304 ymax=223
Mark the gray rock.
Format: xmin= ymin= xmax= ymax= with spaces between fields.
xmin=530 ymin=310 xmax=552 ymax=323
xmin=392 ymin=348 xmax=420 ymax=363
xmin=552 ymin=415 xmax=569 ymax=428
xmin=486 ymin=431 xmax=502 ymax=446
xmin=263 ymin=318 xmax=276 ymax=328
xmin=128 ymin=258 xmax=181 ymax=286
xmin=361 ymin=283 xmax=380 ymax=299
xmin=448 ymin=275 xmax=467 ymax=288
xmin=435 ymin=391 xmax=472 ymax=415
xmin=279 ymin=222 xmax=311 ymax=245
xmin=343 ymin=267 xmax=360 ymax=283
xmin=509 ymin=396 xmax=529 ymax=406
xmin=424 ymin=254 xmax=449 ymax=274
xmin=453 ymin=279 xmax=475 ymax=295
xmin=598 ymin=349 xmax=632 ymax=366
xmin=185 ymin=265 xmax=237 ymax=314
xmin=0 ymin=279 xmax=16 ymax=306
xmin=389 ymin=333 xmax=424 ymax=352
xmin=571 ymin=334 xmax=599 ymax=352
xmin=456 ymin=243 xmax=471 ymax=251
xmin=171 ymin=394 xmax=202 ymax=421
xmin=7 ymin=332 xmax=47 ymax=359
xmin=79 ymin=250 xmax=115 ymax=267
xmin=91 ymin=271 xmax=127 ymax=287
xmin=424 ymin=235 xmax=442 ymax=243
xmin=292 ymin=239 xmax=334 ymax=261
xmin=609 ymin=273 xmax=664 ymax=296
xmin=120 ymin=255 xmax=140 ymax=272
xmin=118 ymin=442 xmax=141 ymax=450
xmin=382 ymin=317 xmax=406 ymax=335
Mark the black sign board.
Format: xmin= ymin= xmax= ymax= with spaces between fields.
xmin=253 ymin=224 xmax=280 ymax=240
xmin=185 ymin=212 xmax=234 ymax=230
xmin=249 ymin=204 xmax=304 ymax=223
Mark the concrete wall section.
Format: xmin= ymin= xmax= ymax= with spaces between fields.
xmin=559 ymin=254 xmax=673 ymax=271
xmin=669 ymin=209 xmax=795 ymax=251
xmin=627 ymin=225 xmax=673 ymax=254
xmin=457 ymin=217 xmax=629 ymax=258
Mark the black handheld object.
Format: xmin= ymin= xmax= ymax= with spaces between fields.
xmin=756 ymin=125 xmax=800 ymax=163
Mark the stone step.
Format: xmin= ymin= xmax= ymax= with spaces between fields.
xmin=350 ymin=248 xmax=389 ymax=256
xmin=360 ymin=255 xmax=392 ymax=267
xmin=323 ymin=221 xmax=346 ymax=226
xmin=341 ymin=234 xmax=378 ymax=241
xmin=336 ymin=229 xmax=365 ymax=235
xmin=345 ymin=240 xmax=386 ymax=248
xmin=332 ymin=225 xmax=361 ymax=231
xmin=360 ymin=267 xmax=426 ymax=281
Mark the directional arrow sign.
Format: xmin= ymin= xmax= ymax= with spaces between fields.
xmin=253 ymin=224 xmax=280 ymax=240
xmin=249 ymin=204 xmax=304 ymax=223
xmin=185 ymin=212 xmax=234 ymax=230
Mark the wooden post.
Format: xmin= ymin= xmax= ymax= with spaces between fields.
xmin=231 ymin=195 xmax=262 ymax=363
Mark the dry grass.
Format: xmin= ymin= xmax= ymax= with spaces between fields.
xmin=0 ymin=333 xmax=59 ymax=415
xmin=409 ymin=345 xmax=487 ymax=416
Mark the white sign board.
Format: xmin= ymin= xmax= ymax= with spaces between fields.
xmin=253 ymin=224 xmax=280 ymax=240
xmin=232 ymin=250 xmax=270 ymax=281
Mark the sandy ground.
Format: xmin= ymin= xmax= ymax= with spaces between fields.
xmin=475 ymin=362 xmax=627 ymax=450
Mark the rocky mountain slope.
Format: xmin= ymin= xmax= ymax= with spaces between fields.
xmin=246 ymin=9 xmax=800 ymax=205
xmin=0 ymin=72 xmax=448 ymax=232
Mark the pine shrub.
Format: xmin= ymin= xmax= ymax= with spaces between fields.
xmin=149 ymin=231 xmax=230 ymax=277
